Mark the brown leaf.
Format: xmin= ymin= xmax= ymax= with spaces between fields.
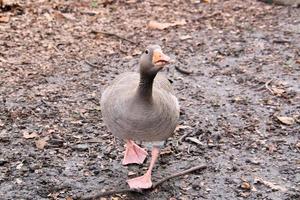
xmin=35 ymin=137 xmax=49 ymax=149
xmin=271 ymin=87 xmax=285 ymax=96
xmin=148 ymin=20 xmax=186 ymax=30
xmin=175 ymin=125 xmax=191 ymax=131
xmin=186 ymin=137 xmax=203 ymax=145
xmin=241 ymin=181 xmax=251 ymax=190
xmin=23 ymin=131 xmax=38 ymax=139
xmin=1 ymin=0 xmax=16 ymax=6
xmin=179 ymin=35 xmax=192 ymax=40
xmin=0 ymin=15 xmax=10 ymax=23
xmin=267 ymin=143 xmax=277 ymax=153
xmin=276 ymin=116 xmax=295 ymax=125
xmin=128 ymin=171 xmax=137 ymax=176
xmin=160 ymin=146 xmax=173 ymax=155
xmin=53 ymin=12 xmax=76 ymax=21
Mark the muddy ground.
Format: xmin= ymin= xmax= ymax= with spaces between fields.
xmin=0 ymin=0 xmax=299 ymax=199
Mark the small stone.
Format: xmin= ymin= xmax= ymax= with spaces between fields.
xmin=73 ymin=144 xmax=89 ymax=151
xmin=245 ymin=158 xmax=261 ymax=165
xmin=0 ymin=159 xmax=8 ymax=166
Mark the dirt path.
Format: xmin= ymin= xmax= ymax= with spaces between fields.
xmin=0 ymin=0 xmax=299 ymax=199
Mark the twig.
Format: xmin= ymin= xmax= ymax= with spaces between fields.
xmin=175 ymin=66 xmax=193 ymax=75
xmin=179 ymin=132 xmax=191 ymax=143
xmin=79 ymin=189 xmax=143 ymax=200
xmin=265 ymin=78 xmax=274 ymax=94
xmin=91 ymin=30 xmax=137 ymax=44
xmin=78 ymin=164 xmax=207 ymax=200
xmin=84 ymin=58 xmax=98 ymax=68
xmin=152 ymin=165 xmax=207 ymax=188
xmin=272 ymin=40 xmax=291 ymax=44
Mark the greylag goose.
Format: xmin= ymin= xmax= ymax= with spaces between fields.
xmin=101 ymin=45 xmax=179 ymax=189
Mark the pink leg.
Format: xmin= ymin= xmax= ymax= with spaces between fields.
xmin=127 ymin=147 xmax=160 ymax=189
xmin=122 ymin=140 xmax=148 ymax=165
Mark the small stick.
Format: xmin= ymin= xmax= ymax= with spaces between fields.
xmin=78 ymin=164 xmax=207 ymax=200
xmin=79 ymin=189 xmax=143 ymax=200
xmin=272 ymin=40 xmax=291 ymax=44
xmin=152 ymin=165 xmax=207 ymax=188
xmin=91 ymin=30 xmax=137 ymax=44
xmin=265 ymin=78 xmax=274 ymax=94
xmin=84 ymin=58 xmax=98 ymax=68
xmin=179 ymin=132 xmax=191 ymax=143
xmin=175 ymin=66 xmax=193 ymax=75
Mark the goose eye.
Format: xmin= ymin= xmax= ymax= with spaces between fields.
xmin=145 ymin=49 xmax=149 ymax=54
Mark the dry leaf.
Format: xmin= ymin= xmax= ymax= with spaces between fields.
xmin=186 ymin=137 xmax=203 ymax=145
xmin=175 ymin=125 xmax=191 ymax=131
xmin=0 ymin=15 xmax=10 ymax=23
xmin=44 ymin=13 xmax=53 ymax=22
xmin=148 ymin=20 xmax=186 ymax=30
xmin=271 ymin=87 xmax=285 ymax=95
xmin=241 ymin=181 xmax=251 ymax=190
xmin=53 ymin=12 xmax=76 ymax=21
xmin=36 ymin=137 xmax=49 ymax=149
xmin=16 ymin=162 xmax=23 ymax=169
xmin=160 ymin=146 xmax=173 ymax=155
xmin=66 ymin=197 xmax=73 ymax=200
xmin=1 ymin=0 xmax=16 ymax=6
xmin=128 ymin=171 xmax=137 ymax=176
xmin=23 ymin=131 xmax=38 ymax=139
xmin=277 ymin=116 xmax=295 ymax=125
xmin=180 ymin=35 xmax=192 ymax=40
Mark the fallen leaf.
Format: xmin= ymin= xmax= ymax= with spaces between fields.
xmin=128 ymin=171 xmax=137 ymax=176
xmin=36 ymin=137 xmax=49 ymax=149
xmin=23 ymin=131 xmax=38 ymax=139
xmin=267 ymin=143 xmax=277 ymax=153
xmin=44 ymin=12 xmax=53 ymax=22
xmin=175 ymin=125 xmax=191 ymax=131
xmin=276 ymin=116 xmax=295 ymax=125
xmin=240 ymin=192 xmax=250 ymax=197
xmin=53 ymin=12 xmax=76 ymax=21
xmin=0 ymin=120 xmax=4 ymax=127
xmin=15 ymin=178 xmax=22 ymax=184
xmin=16 ymin=162 xmax=23 ymax=169
xmin=0 ymin=15 xmax=10 ymax=23
xmin=66 ymin=197 xmax=73 ymax=200
xmin=179 ymin=35 xmax=192 ymax=40
xmin=1 ymin=0 xmax=16 ymax=6
xmin=161 ymin=146 xmax=173 ymax=155
xmin=186 ymin=137 xmax=203 ymax=145
xmin=241 ymin=181 xmax=251 ymax=190
xmin=148 ymin=20 xmax=186 ymax=30
xmin=271 ymin=87 xmax=285 ymax=96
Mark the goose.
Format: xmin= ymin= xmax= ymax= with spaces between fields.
xmin=101 ymin=45 xmax=179 ymax=189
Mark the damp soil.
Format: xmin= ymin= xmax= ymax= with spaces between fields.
xmin=0 ymin=0 xmax=299 ymax=200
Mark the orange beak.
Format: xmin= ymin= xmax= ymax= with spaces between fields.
xmin=152 ymin=49 xmax=170 ymax=66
